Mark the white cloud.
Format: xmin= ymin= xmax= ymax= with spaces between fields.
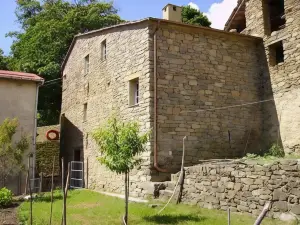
xmin=188 ymin=2 xmax=200 ymax=11
xmin=204 ymin=0 xmax=237 ymax=29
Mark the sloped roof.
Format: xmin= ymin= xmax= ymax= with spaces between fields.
xmin=0 ymin=70 xmax=44 ymax=83
xmin=224 ymin=0 xmax=246 ymax=31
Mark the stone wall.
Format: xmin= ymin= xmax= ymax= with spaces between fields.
xmin=178 ymin=159 xmax=300 ymax=219
xmin=155 ymin=21 xmax=271 ymax=171
xmin=62 ymin=21 xmax=153 ymax=196
xmin=242 ymin=0 xmax=300 ymax=154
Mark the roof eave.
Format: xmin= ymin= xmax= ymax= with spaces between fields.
xmin=0 ymin=75 xmax=44 ymax=84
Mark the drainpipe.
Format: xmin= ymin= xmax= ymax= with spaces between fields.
xmin=153 ymin=21 xmax=168 ymax=173
xmin=32 ymin=80 xmax=44 ymax=180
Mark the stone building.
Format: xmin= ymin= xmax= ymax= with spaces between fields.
xmin=61 ymin=1 xmax=298 ymax=197
xmin=0 ymin=70 xmax=44 ymax=194
xmin=225 ymin=0 xmax=300 ymax=154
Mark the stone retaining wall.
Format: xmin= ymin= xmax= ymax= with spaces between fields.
xmin=178 ymin=159 xmax=300 ymax=219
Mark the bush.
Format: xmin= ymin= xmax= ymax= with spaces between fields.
xmin=0 ymin=187 xmax=13 ymax=207
xmin=267 ymin=143 xmax=285 ymax=158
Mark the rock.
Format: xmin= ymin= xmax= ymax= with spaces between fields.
xmin=279 ymin=213 xmax=296 ymax=222
xmin=273 ymin=189 xmax=288 ymax=201
xmin=291 ymin=205 xmax=300 ymax=215
xmin=273 ymin=201 xmax=288 ymax=212
xmin=241 ymin=178 xmax=254 ymax=185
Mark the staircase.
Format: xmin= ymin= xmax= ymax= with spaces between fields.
xmin=147 ymin=171 xmax=181 ymax=202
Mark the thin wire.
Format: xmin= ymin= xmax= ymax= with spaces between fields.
xmin=44 ymin=78 xmax=62 ymax=84
xmin=180 ymin=99 xmax=274 ymax=114
xmin=41 ymin=80 xmax=62 ymax=87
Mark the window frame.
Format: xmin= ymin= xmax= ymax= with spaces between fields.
xmin=129 ymin=78 xmax=139 ymax=106
xmin=84 ymin=54 xmax=90 ymax=75
xmin=269 ymin=41 xmax=284 ymax=66
xmin=83 ymin=103 xmax=88 ymax=121
xmin=101 ymin=39 xmax=107 ymax=60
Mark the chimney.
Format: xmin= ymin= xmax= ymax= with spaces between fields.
xmin=162 ymin=4 xmax=182 ymax=22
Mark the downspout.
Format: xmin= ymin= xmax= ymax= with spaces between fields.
xmin=153 ymin=21 xmax=168 ymax=173
xmin=32 ymin=80 xmax=44 ymax=180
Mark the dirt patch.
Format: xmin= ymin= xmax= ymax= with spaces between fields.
xmin=0 ymin=204 xmax=19 ymax=225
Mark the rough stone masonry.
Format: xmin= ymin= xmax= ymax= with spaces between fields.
xmin=61 ymin=18 xmax=269 ymax=196
xmin=241 ymin=0 xmax=300 ymax=154
xmin=176 ymin=159 xmax=300 ymax=219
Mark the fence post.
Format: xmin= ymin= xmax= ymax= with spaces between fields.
xmin=39 ymin=173 xmax=43 ymax=193
xmin=86 ymin=157 xmax=89 ymax=189
xmin=228 ymin=208 xmax=231 ymax=225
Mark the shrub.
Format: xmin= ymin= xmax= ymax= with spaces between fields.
xmin=267 ymin=143 xmax=285 ymax=158
xmin=0 ymin=187 xmax=13 ymax=207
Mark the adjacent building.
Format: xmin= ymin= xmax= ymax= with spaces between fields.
xmin=0 ymin=70 xmax=44 ymax=194
xmin=225 ymin=0 xmax=300 ymax=154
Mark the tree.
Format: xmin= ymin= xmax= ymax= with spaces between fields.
xmin=0 ymin=118 xmax=29 ymax=187
xmin=182 ymin=5 xmax=211 ymax=27
xmin=0 ymin=49 xmax=9 ymax=70
xmin=92 ymin=117 xmax=149 ymax=224
xmin=8 ymin=0 xmax=123 ymax=126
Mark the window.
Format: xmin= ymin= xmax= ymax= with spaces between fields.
xmin=84 ymin=54 xmax=89 ymax=74
xmin=83 ymin=103 xmax=87 ymax=121
xmin=269 ymin=41 xmax=284 ymax=66
xmin=129 ymin=78 xmax=139 ymax=106
xmin=101 ymin=39 xmax=107 ymax=60
xmin=264 ymin=0 xmax=286 ymax=34
xmin=173 ymin=6 xmax=177 ymax=11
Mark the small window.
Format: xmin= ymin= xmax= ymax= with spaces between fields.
xmin=263 ymin=0 xmax=286 ymax=35
xmin=101 ymin=40 xmax=107 ymax=60
xmin=129 ymin=78 xmax=139 ymax=106
xmin=269 ymin=41 xmax=284 ymax=66
xmin=84 ymin=55 xmax=89 ymax=74
xmin=173 ymin=6 xmax=177 ymax=11
xmin=83 ymin=103 xmax=87 ymax=121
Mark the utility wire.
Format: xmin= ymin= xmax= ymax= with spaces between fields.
xmin=41 ymin=80 xmax=62 ymax=87
xmin=44 ymin=78 xmax=62 ymax=84
xmin=180 ymin=99 xmax=274 ymax=114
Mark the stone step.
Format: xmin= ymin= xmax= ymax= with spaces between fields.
xmin=158 ymin=189 xmax=173 ymax=201
xmin=165 ymin=181 xmax=176 ymax=191
xmin=158 ymin=189 xmax=179 ymax=203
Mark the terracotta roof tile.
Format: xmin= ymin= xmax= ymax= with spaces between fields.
xmin=0 ymin=70 xmax=44 ymax=83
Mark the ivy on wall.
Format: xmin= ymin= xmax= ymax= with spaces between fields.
xmin=36 ymin=141 xmax=60 ymax=177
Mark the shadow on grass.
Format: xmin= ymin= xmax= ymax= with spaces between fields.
xmin=143 ymin=214 xmax=206 ymax=224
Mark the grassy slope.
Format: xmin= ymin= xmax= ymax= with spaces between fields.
xmin=18 ymin=190 xmax=287 ymax=225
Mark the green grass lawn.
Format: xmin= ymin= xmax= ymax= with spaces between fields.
xmin=18 ymin=189 xmax=287 ymax=225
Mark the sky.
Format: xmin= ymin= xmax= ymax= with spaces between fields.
xmin=0 ymin=0 xmax=237 ymax=55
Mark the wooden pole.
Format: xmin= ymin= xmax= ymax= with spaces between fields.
xmin=28 ymin=168 xmax=33 ymax=225
xmin=228 ymin=208 xmax=231 ymax=225
xmin=62 ymin=162 xmax=70 ymax=225
xmin=25 ymin=157 xmax=30 ymax=195
xmin=86 ymin=157 xmax=89 ymax=189
xmin=176 ymin=136 xmax=187 ymax=204
xmin=61 ymin=158 xmax=66 ymax=225
xmin=65 ymin=162 xmax=70 ymax=196
xmin=39 ymin=172 xmax=43 ymax=193
xmin=254 ymin=202 xmax=271 ymax=225
xmin=49 ymin=156 xmax=55 ymax=225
